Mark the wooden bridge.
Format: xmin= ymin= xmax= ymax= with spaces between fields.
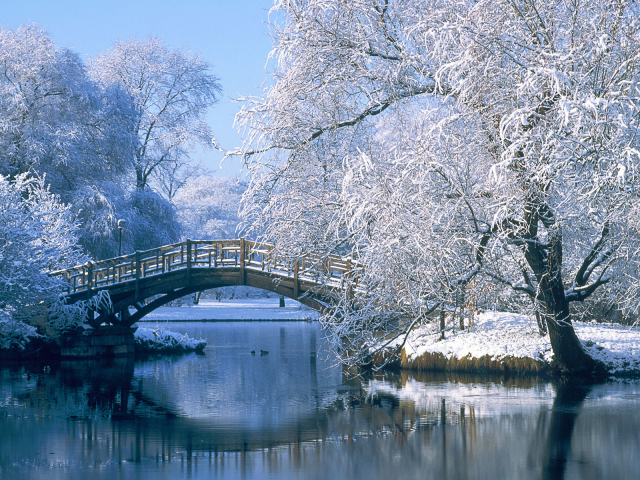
xmin=51 ymin=239 xmax=358 ymax=329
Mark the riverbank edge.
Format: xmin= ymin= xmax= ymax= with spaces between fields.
xmin=365 ymin=311 xmax=640 ymax=378
xmin=0 ymin=327 xmax=206 ymax=360
xmin=370 ymin=349 xmax=553 ymax=376
xmin=403 ymin=349 xmax=551 ymax=375
xmin=370 ymin=348 xmax=640 ymax=378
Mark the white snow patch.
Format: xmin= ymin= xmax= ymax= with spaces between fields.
xmin=134 ymin=327 xmax=206 ymax=353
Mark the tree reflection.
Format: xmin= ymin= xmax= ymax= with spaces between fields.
xmin=59 ymin=357 xmax=135 ymax=418
xmin=542 ymin=379 xmax=592 ymax=480
xmin=1 ymin=358 xmax=636 ymax=480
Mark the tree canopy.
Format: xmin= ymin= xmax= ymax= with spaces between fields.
xmin=90 ymin=37 xmax=222 ymax=191
xmin=237 ymin=0 xmax=640 ymax=373
xmin=0 ymin=26 xmax=225 ymax=261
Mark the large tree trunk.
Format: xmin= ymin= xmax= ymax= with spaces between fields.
xmin=541 ymin=296 xmax=599 ymax=375
xmin=523 ymin=208 xmax=601 ymax=374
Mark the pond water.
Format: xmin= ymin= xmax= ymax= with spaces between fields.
xmin=1 ymin=320 xmax=639 ymax=480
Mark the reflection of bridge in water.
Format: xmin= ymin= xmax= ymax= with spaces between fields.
xmin=8 ymin=354 xmax=353 ymax=455
xmin=51 ymin=239 xmax=358 ymax=329
xmin=2 ymin=355 xmax=625 ymax=480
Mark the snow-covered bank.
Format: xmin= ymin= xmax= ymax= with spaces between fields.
xmin=134 ymin=327 xmax=206 ymax=354
xmin=139 ymin=299 xmax=319 ymax=322
xmin=396 ymin=312 xmax=640 ymax=376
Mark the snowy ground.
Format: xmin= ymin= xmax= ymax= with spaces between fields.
xmin=400 ymin=311 xmax=640 ymax=375
xmin=138 ymin=298 xmax=320 ymax=322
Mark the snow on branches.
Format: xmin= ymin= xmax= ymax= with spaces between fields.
xmin=0 ymin=173 xmax=86 ymax=349
xmin=238 ymin=0 xmax=640 ymax=373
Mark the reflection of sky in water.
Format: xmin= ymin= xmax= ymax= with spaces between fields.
xmin=1 ymin=321 xmax=640 ymax=480
xmin=132 ymin=322 xmax=344 ymax=425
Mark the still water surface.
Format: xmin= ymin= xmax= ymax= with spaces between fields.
xmin=1 ymin=320 xmax=639 ymax=479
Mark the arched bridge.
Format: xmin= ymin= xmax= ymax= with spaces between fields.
xmin=51 ymin=239 xmax=358 ymax=329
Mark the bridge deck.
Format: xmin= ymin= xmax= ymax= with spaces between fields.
xmin=50 ymin=239 xmax=362 ymax=327
xmin=51 ymin=239 xmax=357 ymax=295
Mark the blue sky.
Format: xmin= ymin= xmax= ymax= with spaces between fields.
xmin=1 ymin=0 xmax=276 ymax=177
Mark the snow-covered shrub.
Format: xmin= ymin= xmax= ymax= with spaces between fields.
xmin=134 ymin=327 xmax=206 ymax=353
xmin=0 ymin=173 xmax=86 ymax=350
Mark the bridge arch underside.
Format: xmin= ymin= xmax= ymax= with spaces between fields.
xmin=65 ymin=267 xmax=339 ymax=328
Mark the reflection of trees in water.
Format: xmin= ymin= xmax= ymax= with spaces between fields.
xmin=59 ymin=358 xmax=135 ymax=417
xmin=1 ymin=363 xmax=639 ymax=480
xmin=318 ymin=372 xmax=604 ymax=480
xmin=542 ymin=379 xmax=591 ymax=480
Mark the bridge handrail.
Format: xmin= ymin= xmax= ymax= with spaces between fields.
xmin=51 ymin=238 xmax=363 ymax=295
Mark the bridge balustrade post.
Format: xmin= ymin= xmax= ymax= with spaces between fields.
xmin=293 ymin=260 xmax=299 ymax=299
xmin=135 ymin=252 xmax=141 ymax=300
xmin=193 ymin=242 xmax=198 ymax=267
xmin=186 ymin=239 xmax=192 ymax=284
xmin=86 ymin=262 xmax=93 ymax=300
xmin=240 ymin=238 xmax=246 ymax=285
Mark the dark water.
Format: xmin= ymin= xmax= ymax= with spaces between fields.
xmin=1 ymin=321 xmax=639 ymax=480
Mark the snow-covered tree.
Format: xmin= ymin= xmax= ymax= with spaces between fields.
xmin=173 ymin=175 xmax=246 ymax=240
xmin=89 ymin=37 xmax=222 ymax=191
xmin=0 ymin=24 xmax=134 ymax=195
xmin=0 ymin=173 xmax=86 ymax=349
xmin=236 ymin=0 xmax=640 ymax=373
xmin=71 ymin=181 xmax=182 ymax=259
xmin=0 ymin=26 xmax=185 ymax=260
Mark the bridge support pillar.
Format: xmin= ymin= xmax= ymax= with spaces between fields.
xmin=60 ymin=326 xmax=137 ymax=358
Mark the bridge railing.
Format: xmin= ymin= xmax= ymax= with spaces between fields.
xmin=51 ymin=239 xmax=362 ymax=295
xmin=243 ymin=240 xmax=360 ymax=288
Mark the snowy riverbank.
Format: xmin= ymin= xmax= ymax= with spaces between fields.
xmin=138 ymin=298 xmax=320 ymax=322
xmin=395 ymin=312 xmax=640 ymax=376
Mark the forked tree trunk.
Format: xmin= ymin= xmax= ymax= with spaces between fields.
xmin=524 ymin=216 xmax=601 ymax=374
xmin=541 ymin=297 xmax=599 ymax=374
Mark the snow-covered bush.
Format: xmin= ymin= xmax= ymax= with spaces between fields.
xmin=135 ymin=327 xmax=206 ymax=353
xmin=0 ymin=173 xmax=86 ymax=350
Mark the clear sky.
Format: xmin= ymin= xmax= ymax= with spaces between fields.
xmin=1 ymin=0 xmax=276 ymax=177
